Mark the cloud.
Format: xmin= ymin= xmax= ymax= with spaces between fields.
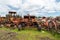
xmin=0 ymin=0 xmax=22 ymax=16
xmin=8 ymin=0 xmax=22 ymax=8
xmin=56 ymin=0 xmax=60 ymax=2
xmin=24 ymin=0 xmax=60 ymax=10
xmin=7 ymin=5 xmax=20 ymax=11
xmin=21 ymin=0 xmax=60 ymax=17
xmin=0 ymin=5 xmax=9 ymax=17
xmin=0 ymin=0 xmax=60 ymax=17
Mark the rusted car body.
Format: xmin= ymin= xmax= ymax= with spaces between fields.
xmin=0 ymin=11 xmax=39 ymax=30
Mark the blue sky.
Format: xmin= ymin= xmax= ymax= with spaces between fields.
xmin=0 ymin=0 xmax=60 ymax=17
xmin=56 ymin=0 xmax=60 ymax=2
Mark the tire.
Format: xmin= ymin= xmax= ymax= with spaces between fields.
xmin=48 ymin=22 xmax=54 ymax=31
xmin=33 ymin=22 xmax=38 ymax=27
xmin=37 ymin=25 xmax=41 ymax=31
xmin=21 ymin=22 xmax=26 ymax=30
xmin=48 ymin=23 xmax=52 ymax=30
xmin=57 ymin=25 xmax=60 ymax=33
xmin=21 ymin=22 xmax=26 ymax=27
xmin=17 ymin=24 xmax=22 ymax=31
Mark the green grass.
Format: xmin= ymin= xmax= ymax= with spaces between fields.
xmin=0 ymin=27 xmax=60 ymax=40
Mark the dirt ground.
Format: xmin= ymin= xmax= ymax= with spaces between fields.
xmin=0 ymin=30 xmax=18 ymax=40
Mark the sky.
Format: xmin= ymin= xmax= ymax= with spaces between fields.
xmin=0 ymin=0 xmax=60 ymax=17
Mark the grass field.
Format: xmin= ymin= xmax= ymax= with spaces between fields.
xmin=0 ymin=27 xmax=60 ymax=40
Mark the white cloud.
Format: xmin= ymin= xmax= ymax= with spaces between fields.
xmin=0 ymin=0 xmax=8 ymax=5
xmin=0 ymin=5 xmax=9 ymax=16
xmin=23 ymin=0 xmax=60 ymax=10
xmin=0 ymin=0 xmax=60 ymax=17
xmin=21 ymin=0 xmax=60 ymax=16
xmin=8 ymin=0 xmax=22 ymax=8
xmin=0 ymin=0 xmax=22 ymax=16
